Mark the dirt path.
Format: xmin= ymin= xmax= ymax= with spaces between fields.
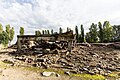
xmin=0 ymin=68 xmax=40 ymax=80
xmin=0 ymin=67 xmax=81 ymax=80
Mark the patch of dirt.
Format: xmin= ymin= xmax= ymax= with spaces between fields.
xmin=0 ymin=67 xmax=81 ymax=80
xmin=0 ymin=68 xmax=39 ymax=80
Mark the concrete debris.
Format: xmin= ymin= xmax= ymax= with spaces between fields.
xmin=56 ymin=73 xmax=60 ymax=77
xmin=8 ymin=42 xmax=120 ymax=76
xmin=65 ymin=71 xmax=70 ymax=75
xmin=42 ymin=71 xmax=55 ymax=77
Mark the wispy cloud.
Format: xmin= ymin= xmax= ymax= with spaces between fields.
xmin=0 ymin=0 xmax=120 ymax=43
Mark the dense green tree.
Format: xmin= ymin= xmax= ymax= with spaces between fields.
xmin=112 ymin=25 xmax=120 ymax=41
xmin=45 ymin=30 xmax=47 ymax=34
xmin=42 ymin=30 xmax=45 ymax=35
xmin=47 ymin=30 xmax=50 ymax=34
xmin=98 ymin=22 xmax=104 ymax=42
xmin=5 ymin=24 xmax=14 ymax=44
xmin=51 ymin=29 xmax=53 ymax=35
xmin=35 ymin=30 xmax=41 ymax=36
xmin=6 ymin=24 xmax=10 ymax=33
xmin=6 ymin=24 xmax=10 ymax=40
xmin=9 ymin=27 xmax=14 ymax=42
xmin=0 ymin=33 xmax=2 ymax=44
xmin=67 ymin=27 xmax=69 ymax=32
xmin=75 ymin=26 xmax=79 ymax=42
xmin=102 ymin=21 xmax=114 ymax=42
xmin=59 ymin=27 xmax=62 ymax=34
xmin=1 ymin=31 xmax=9 ymax=46
xmin=85 ymin=32 xmax=91 ymax=42
xmin=0 ymin=24 xmax=14 ymax=46
xmin=20 ymin=27 xmax=24 ymax=36
xmin=0 ymin=23 xmax=3 ymax=33
xmin=0 ymin=23 xmax=3 ymax=44
xmin=0 ymin=23 xmax=15 ymax=46
xmin=79 ymin=25 xmax=85 ymax=42
xmin=88 ymin=23 xmax=98 ymax=43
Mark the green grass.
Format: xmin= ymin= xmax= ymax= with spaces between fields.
xmin=71 ymin=73 xmax=106 ymax=80
xmin=108 ymin=72 xmax=120 ymax=79
xmin=109 ymin=73 xmax=118 ymax=77
xmin=0 ymin=61 xmax=8 ymax=68
xmin=24 ymin=67 xmax=64 ymax=74
xmin=24 ymin=66 xmax=106 ymax=80
xmin=2 ymin=60 xmax=14 ymax=64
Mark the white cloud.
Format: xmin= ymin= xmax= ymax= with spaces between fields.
xmin=0 ymin=0 xmax=120 ymax=43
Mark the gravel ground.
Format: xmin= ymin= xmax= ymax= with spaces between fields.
xmin=0 ymin=67 xmax=82 ymax=80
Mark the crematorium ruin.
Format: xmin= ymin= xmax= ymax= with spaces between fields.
xmin=17 ymin=30 xmax=76 ymax=51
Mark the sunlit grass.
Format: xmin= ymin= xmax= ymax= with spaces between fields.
xmin=108 ymin=72 xmax=120 ymax=78
xmin=24 ymin=66 xmax=106 ymax=80
xmin=24 ymin=67 xmax=64 ymax=74
xmin=0 ymin=61 xmax=8 ymax=68
xmin=71 ymin=73 xmax=106 ymax=80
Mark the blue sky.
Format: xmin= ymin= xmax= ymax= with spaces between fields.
xmin=0 ymin=0 xmax=120 ymax=43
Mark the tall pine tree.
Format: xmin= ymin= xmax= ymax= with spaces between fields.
xmin=51 ymin=29 xmax=53 ymax=35
xmin=88 ymin=23 xmax=98 ymax=42
xmin=79 ymin=24 xmax=85 ymax=42
xmin=75 ymin=26 xmax=79 ymax=42
xmin=98 ymin=22 xmax=104 ymax=42
xmin=59 ymin=27 xmax=62 ymax=34
xmin=20 ymin=27 xmax=24 ymax=36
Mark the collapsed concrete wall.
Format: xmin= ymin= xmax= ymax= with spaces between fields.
xmin=17 ymin=30 xmax=76 ymax=51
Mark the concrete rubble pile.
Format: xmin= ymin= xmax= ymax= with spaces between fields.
xmin=7 ymin=42 xmax=120 ymax=76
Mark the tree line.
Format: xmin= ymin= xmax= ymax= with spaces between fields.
xmin=0 ymin=23 xmax=25 ymax=46
xmin=35 ymin=27 xmax=72 ymax=36
xmin=75 ymin=21 xmax=120 ymax=43
xmin=1 ymin=21 xmax=120 ymax=46
xmin=36 ymin=21 xmax=120 ymax=43
xmin=0 ymin=24 xmax=14 ymax=46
